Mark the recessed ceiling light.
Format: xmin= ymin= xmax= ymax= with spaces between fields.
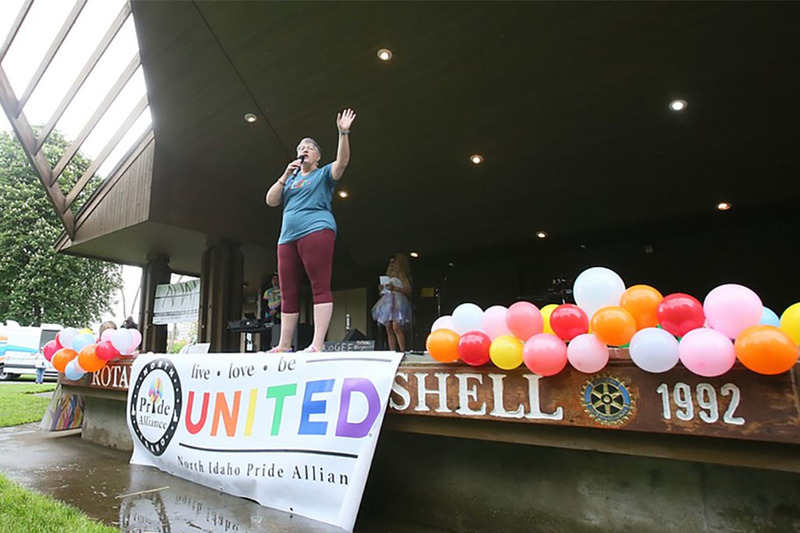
xmin=244 ymin=113 xmax=257 ymax=123
xmin=470 ymin=154 xmax=484 ymax=164
xmin=536 ymin=231 xmax=548 ymax=239
xmin=410 ymin=252 xmax=419 ymax=258
xmin=338 ymin=190 xmax=349 ymax=199
xmin=669 ymin=99 xmax=687 ymax=112
xmin=716 ymin=201 xmax=731 ymax=211
xmin=377 ymin=48 xmax=393 ymax=61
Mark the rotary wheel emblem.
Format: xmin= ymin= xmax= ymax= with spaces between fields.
xmin=581 ymin=374 xmax=635 ymax=426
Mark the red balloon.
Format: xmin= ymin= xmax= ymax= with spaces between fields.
xmin=42 ymin=340 xmax=60 ymax=362
xmin=657 ymin=293 xmax=705 ymax=337
xmin=95 ymin=340 xmax=121 ymax=362
xmin=550 ymin=304 xmax=589 ymax=341
xmin=457 ymin=330 xmax=492 ymax=366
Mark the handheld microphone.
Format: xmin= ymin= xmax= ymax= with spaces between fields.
xmin=292 ymin=154 xmax=306 ymax=177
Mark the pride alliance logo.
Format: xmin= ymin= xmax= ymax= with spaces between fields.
xmin=129 ymin=358 xmax=182 ymax=456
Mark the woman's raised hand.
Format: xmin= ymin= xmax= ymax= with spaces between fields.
xmin=337 ymin=108 xmax=357 ymax=132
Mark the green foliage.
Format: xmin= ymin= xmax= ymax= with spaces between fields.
xmin=0 ymin=131 xmax=121 ymax=326
xmin=0 ymin=474 xmax=118 ymax=533
xmin=0 ymin=383 xmax=57 ymax=428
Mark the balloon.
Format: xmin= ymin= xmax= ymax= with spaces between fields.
xmin=57 ymin=327 xmax=79 ymax=350
xmin=426 ymin=329 xmax=460 ymax=362
xmin=591 ymin=306 xmax=637 ymax=347
xmin=64 ymin=359 xmax=86 ymax=381
xmin=100 ymin=328 xmax=116 ymax=343
xmin=127 ymin=329 xmax=142 ymax=352
xmin=42 ymin=340 xmax=60 ymax=362
xmin=452 ymin=303 xmax=484 ymax=335
xmin=506 ymin=301 xmax=543 ymax=341
xmin=489 ymin=335 xmax=523 ymax=370
xmin=620 ymin=285 xmax=663 ymax=330
xmin=482 ymin=306 xmax=511 ymax=340
xmin=77 ymin=344 xmax=107 ymax=372
xmin=573 ymin=266 xmax=626 ymax=319
xmin=540 ymin=304 xmax=558 ymax=335
xmin=71 ymin=333 xmax=95 ymax=353
xmin=95 ymin=340 xmax=121 ymax=362
xmin=629 ymin=327 xmax=679 ymax=373
xmin=111 ymin=328 xmax=133 ymax=354
xmin=780 ymin=302 xmax=800 ymax=345
xmin=759 ymin=307 xmax=781 ymax=327
xmin=567 ymin=334 xmax=609 ymax=374
xmin=678 ymin=328 xmax=736 ymax=377
xmin=657 ymin=293 xmax=705 ymax=337
xmin=522 ymin=334 xmax=568 ymax=376
xmin=549 ymin=304 xmax=589 ymax=341
xmin=457 ymin=330 xmax=492 ymax=366
xmin=703 ymin=284 xmax=762 ymax=339
xmin=79 ymin=328 xmax=93 ymax=334
xmin=51 ymin=348 xmax=78 ymax=373
xmin=735 ymin=325 xmax=798 ymax=375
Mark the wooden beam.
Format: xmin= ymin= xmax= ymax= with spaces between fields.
xmin=50 ymin=54 xmax=140 ymax=184
xmin=16 ymin=0 xmax=89 ymax=115
xmin=35 ymin=2 xmax=131 ymax=154
xmin=0 ymin=66 xmax=75 ymax=238
xmin=0 ymin=0 xmax=34 ymax=64
xmin=65 ymin=95 xmax=148 ymax=210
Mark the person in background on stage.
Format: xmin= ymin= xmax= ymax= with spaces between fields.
xmin=99 ymin=320 xmax=117 ymax=337
xmin=265 ymin=108 xmax=357 ymax=353
xmin=122 ymin=316 xmax=138 ymax=330
xmin=372 ymin=253 xmax=413 ymax=352
xmin=263 ymin=273 xmax=282 ymax=323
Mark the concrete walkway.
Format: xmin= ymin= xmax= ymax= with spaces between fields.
xmin=0 ymin=423 xmax=445 ymax=533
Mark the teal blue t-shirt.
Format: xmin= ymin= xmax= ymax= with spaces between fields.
xmin=278 ymin=163 xmax=337 ymax=244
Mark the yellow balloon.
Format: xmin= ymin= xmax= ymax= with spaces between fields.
xmin=779 ymin=302 xmax=800 ymax=345
xmin=79 ymin=328 xmax=93 ymax=334
xmin=541 ymin=304 xmax=558 ymax=335
xmin=489 ymin=335 xmax=523 ymax=370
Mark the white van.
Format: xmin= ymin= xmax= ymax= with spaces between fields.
xmin=0 ymin=321 xmax=62 ymax=381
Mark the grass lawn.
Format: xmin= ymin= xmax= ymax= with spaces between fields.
xmin=0 ymin=383 xmax=57 ymax=428
xmin=0 ymin=474 xmax=117 ymax=533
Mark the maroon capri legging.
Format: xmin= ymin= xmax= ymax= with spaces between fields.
xmin=277 ymin=229 xmax=335 ymax=313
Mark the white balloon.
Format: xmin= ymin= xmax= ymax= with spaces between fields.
xmin=431 ymin=315 xmax=455 ymax=333
xmin=573 ymin=266 xmax=626 ymax=319
xmin=59 ymin=327 xmax=79 ymax=350
xmin=111 ymin=328 xmax=133 ymax=353
xmin=451 ymin=303 xmax=484 ymax=335
xmin=629 ymin=327 xmax=679 ymax=373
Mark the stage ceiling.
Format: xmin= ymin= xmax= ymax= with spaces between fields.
xmin=68 ymin=1 xmax=800 ymax=286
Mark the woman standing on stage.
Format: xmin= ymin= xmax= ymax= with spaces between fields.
xmin=265 ymin=108 xmax=356 ymax=353
xmin=372 ymin=253 xmax=413 ymax=352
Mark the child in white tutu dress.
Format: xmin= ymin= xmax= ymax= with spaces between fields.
xmin=372 ymin=253 xmax=412 ymax=351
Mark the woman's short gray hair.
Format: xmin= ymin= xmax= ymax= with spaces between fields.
xmin=298 ymin=137 xmax=322 ymax=159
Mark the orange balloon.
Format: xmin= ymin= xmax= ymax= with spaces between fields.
xmin=591 ymin=306 xmax=637 ymax=346
xmin=426 ymin=329 xmax=460 ymax=362
xmin=735 ymin=325 xmax=798 ymax=375
xmin=51 ymin=348 xmax=77 ymax=373
xmin=77 ymin=344 xmax=107 ymax=372
xmin=620 ymin=285 xmax=663 ymax=330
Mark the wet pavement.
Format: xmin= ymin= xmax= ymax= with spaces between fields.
xmin=0 ymin=423 xmax=445 ymax=533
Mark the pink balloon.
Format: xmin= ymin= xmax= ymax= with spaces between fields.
xmin=566 ymin=334 xmax=609 ymax=374
xmin=703 ymin=284 xmax=762 ymax=339
xmin=100 ymin=329 xmax=116 ymax=343
xmin=127 ymin=329 xmax=142 ymax=353
xmin=482 ymin=305 xmax=512 ymax=340
xmin=506 ymin=301 xmax=543 ymax=341
xmin=522 ymin=333 xmax=568 ymax=376
xmin=42 ymin=340 xmax=60 ymax=362
xmin=678 ymin=328 xmax=736 ymax=377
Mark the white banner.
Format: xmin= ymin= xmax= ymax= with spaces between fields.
xmin=153 ymin=279 xmax=200 ymax=324
xmin=127 ymin=351 xmax=402 ymax=532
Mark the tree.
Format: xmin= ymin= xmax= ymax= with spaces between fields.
xmin=0 ymin=131 xmax=122 ymax=326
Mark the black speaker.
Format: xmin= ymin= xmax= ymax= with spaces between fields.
xmin=342 ymin=328 xmax=368 ymax=341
